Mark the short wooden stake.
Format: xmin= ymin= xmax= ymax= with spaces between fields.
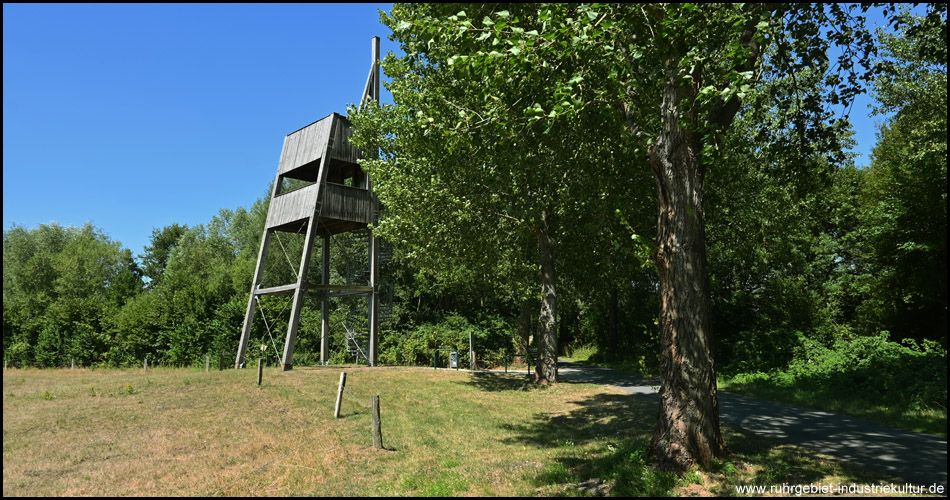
xmin=144 ymin=358 xmax=148 ymax=371
xmin=206 ymin=356 xmax=210 ymax=372
xmin=71 ymin=358 xmax=75 ymax=369
xmin=371 ymin=394 xmax=383 ymax=449
xmin=257 ymin=358 xmax=263 ymax=386
xmin=334 ymin=372 xmax=346 ymax=418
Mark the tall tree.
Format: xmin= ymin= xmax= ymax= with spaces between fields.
xmin=351 ymin=4 xmax=638 ymax=383
xmin=358 ymin=2 xmax=890 ymax=470
xmin=139 ymin=223 xmax=189 ymax=289
xmin=860 ymin=8 xmax=947 ymax=343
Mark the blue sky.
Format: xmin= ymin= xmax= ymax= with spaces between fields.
xmin=3 ymin=4 xmax=396 ymax=256
xmin=3 ymin=4 xmax=898 ymax=258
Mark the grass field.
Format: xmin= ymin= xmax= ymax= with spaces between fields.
xmin=2 ymin=365 xmax=917 ymax=496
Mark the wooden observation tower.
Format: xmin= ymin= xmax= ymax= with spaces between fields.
xmin=236 ymin=37 xmax=382 ymax=370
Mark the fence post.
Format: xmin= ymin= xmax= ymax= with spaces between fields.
xmin=335 ymin=372 xmax=347 ymax=418
xmin=144 ymin=357 xmax=148 ymax=372
xmin=371 ymin=394 xmax=383 ymax=449
xmin=257 ymin=358 xmax=263 ymax=386
xmin=206 ymin=356 xmax=210 ymax=373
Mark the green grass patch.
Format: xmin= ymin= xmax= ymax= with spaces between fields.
xmin=2 ymin=365 xmax=920 ymax=496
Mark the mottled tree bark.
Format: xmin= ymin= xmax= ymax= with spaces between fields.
xmin=535 ymin=209 xmax=558 ymax=384
xmin=646 ymin=70 xmax=725 ymax=471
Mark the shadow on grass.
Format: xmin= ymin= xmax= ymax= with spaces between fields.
xmin=459 ymin=372 xmax=538 ymax=392
xmin=714 ymin=425 xmax=907 ymax=495
xmin=499 ymin=391 xmax=677 ymax=495
xmin=467 ymin=376 xmax=927 ymax=495
xmin=507 ymin=393 xmax=909 ymax=496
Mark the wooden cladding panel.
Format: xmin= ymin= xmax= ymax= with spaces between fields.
xmin=323 ymin=183 xmax=374 ymax=224
xmin=278 ymin=118 xmax=330 ymax=176
xmin=265 ymin=183 xmax=319 ymax=229
xmin=277 ymin=114 xmax=360 ymax=178
xmin=266 ymin=183 xmax=374 ymax=231
xmin=330 ymin=115 xmax=360 ymax=165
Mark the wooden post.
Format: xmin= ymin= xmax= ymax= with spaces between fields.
xmin=144 ymin=357 xmax=148 ymax=372
xmin=206 ymin=356 xmax=210 ymax=372
xmin=257 ymin=358 xmax=263 ymax=386
xmin=71 ymin=358 xmax=75 ymax=369
xmin=335 ymin=372 xmax=346 ymax=418
xmin=371 ymin=394 xmax=383 ymax=449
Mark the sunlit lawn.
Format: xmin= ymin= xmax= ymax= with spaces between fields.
xmin=2 ymin=365 xmax=917 ymax=496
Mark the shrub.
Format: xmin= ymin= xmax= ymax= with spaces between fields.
xmin=787 ymin=332 xmax=946 ymax=411
xmin=379 ymin=313 xmax=513 ymax=367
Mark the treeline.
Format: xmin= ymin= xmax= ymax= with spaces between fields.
xmin=3 ymin=206 xmax=263 ymax=368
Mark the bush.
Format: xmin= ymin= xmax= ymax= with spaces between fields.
xmin=787 ymin=332 xmax=947 ymax=411
xmin=379 ymin=313 xmax=514 ymax=368
xmin=728 ymin=331 xmax=947 ymax=414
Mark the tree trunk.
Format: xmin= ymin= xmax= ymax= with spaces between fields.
xmin=646 ymin=72 xmax=725 ymax=471
xmin=535 ymin=209 xmax=558 ymax=384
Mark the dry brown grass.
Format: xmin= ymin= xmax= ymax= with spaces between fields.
xmin=3 ymin=366 xmax=628 ymax=496
xmin=3 ymin=365 xmax=921 ymax=497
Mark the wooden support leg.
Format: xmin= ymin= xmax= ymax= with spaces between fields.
xmin=237 ymin=230 xmax=272 ymax=368
xmin=281 ymin=217 xmax=319 ymax=371
xmin=321 ymin=236 xmax=330 ymax=365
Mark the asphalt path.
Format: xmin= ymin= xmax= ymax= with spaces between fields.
xmin=556 ymin=360 xmax=947 ymax=489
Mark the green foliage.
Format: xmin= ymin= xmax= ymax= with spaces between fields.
xmin=857 ymin=9 xmax=947 ymax=343
xmin=790 ymin=333 xmax=946 ymax=410
xmin=2 ymin=7 xmax=945 ymax=442
xmin=609 ymin=445 xmax=678 ymax=497
xmin=3 ymin=223 xmax=143 ymax=367
xmin=727 ymin=332 xmax=947 ymax=415
xmin=378 ymin=313 xmax=513 ymax=368
xmin=139 ymin=223 xmax=188 ymax=288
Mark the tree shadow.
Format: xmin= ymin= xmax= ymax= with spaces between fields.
xmin=718 ymin=391 xmax=948 ymax=488
xmin=457 ymin=371 xmax=538 ymax=392
xmin=471 ymin=372 xmax=936 ymax=495
xmin=497 ymin=391 xmax=673 ymax=495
